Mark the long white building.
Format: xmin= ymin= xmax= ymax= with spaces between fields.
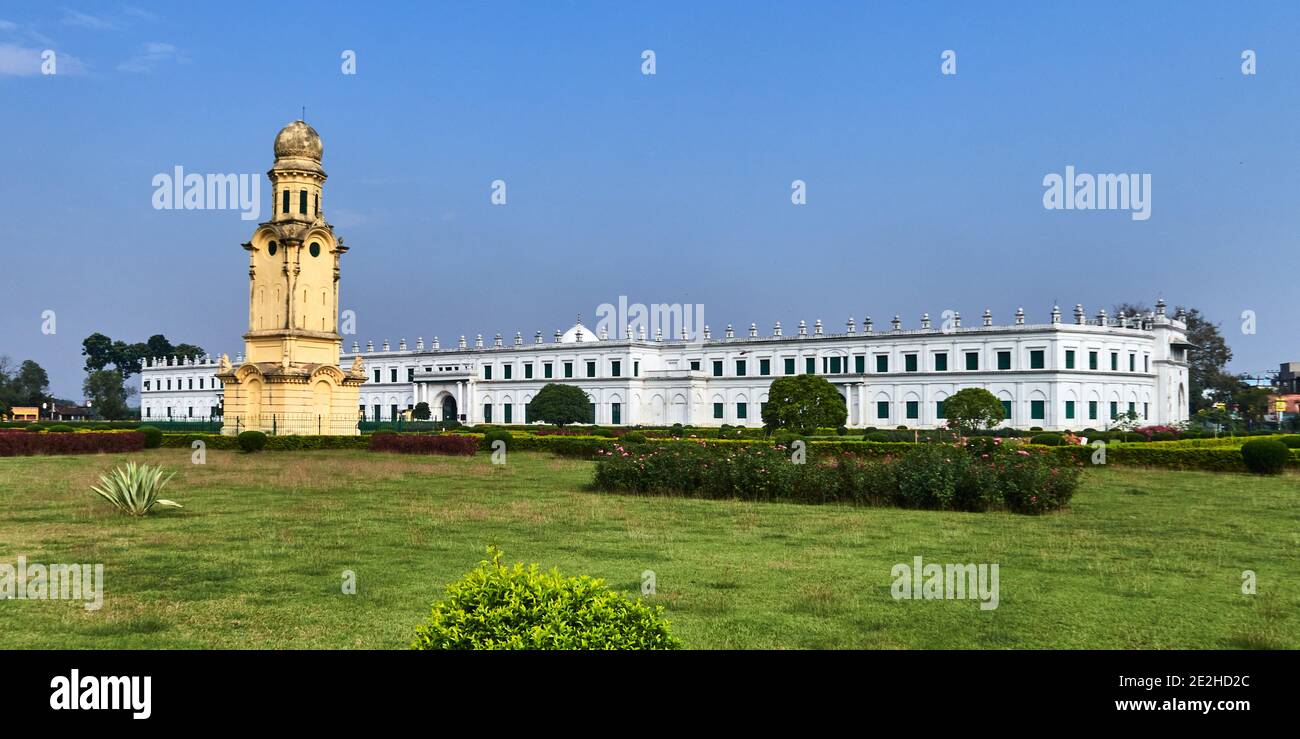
xmin=138 ymin=356 xmax=224 ymax=420
xmin=140 ymin=300 xmax=1192 ymax=431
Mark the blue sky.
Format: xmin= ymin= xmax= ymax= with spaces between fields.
xmin=2 ymin=1 xmax=1298 ymax=398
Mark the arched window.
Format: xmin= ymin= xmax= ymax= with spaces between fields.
xmin=267 ymin=240 xmax=277 ymax=256
xmin=314 ymin=193 xmax=319 ymax=215
xmin=299 ymin=190 xmax=308 ymax=215
xmin=281 ymin=190 xmax=289 ymax=215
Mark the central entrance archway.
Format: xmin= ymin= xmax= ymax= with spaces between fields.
xmin=441 ymin=395 xmax=458 ymax=422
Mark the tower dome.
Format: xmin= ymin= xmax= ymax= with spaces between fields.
xmin=273 ymin=120 xmax=323 ymax=162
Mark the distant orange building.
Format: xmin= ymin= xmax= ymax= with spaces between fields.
xmin=7 ymin=406 xmax=39 ymax=422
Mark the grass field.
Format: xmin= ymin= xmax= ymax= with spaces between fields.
xmin=0 ymin=449 xmax=1295 ymax=649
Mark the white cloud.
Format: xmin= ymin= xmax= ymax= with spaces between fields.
xmin=117 ymin=41 xmax=186 ymax=73
xmin=60 ymin=8 xmax=121 ymax=31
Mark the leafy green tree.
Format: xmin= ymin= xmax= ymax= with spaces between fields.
xmin=146 ymin=334 xmax=175 ymax=358
xmin=1194 ymin=406 xmax=1234 ymax=435
xmin=1180 ymin=308 xmax=1236 ymax=413
xmin=83 ymin=333 xmax=204 ymax=379
xmin=761 ymin=374 xmax=847 ymax=434
xmin=942 ymin=387 xmax=1004 ymax=435
xmin=1231 ymin=384 xmax=1272 ymax=429
xmin=0 ymin=356 xmax=17 ymax=416
xmin=529 ymin=383 xmax=591 ymax=426
xmin=13 ymin=360 xmax=50 ymax=406
xmin=83 ymin=370 xmax=133 ymax=420
xmin=82 ymin=333 xmax=115 ymax=373
xmin=172 ymin=343 xmax=207 ymax=360
xmin=413 ymin=401 xmax=431 ymax=420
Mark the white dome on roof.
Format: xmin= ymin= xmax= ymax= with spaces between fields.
xmin=559 ymin=323 xmax=599 ymax=343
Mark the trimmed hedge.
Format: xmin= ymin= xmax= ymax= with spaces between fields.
xmin=1050 ymin=444 xmax=1300 ymax=473
xmin=593 ymin=439 xmax=1080 ymax=513
xmin=0 ymin=430 xmax=145 ymax=457
xmin=371 ymin=433 xmax=480 ymax=456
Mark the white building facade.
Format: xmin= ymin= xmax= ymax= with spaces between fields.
xmin=138 ymin=355 xmax=224 ymax=420
xmin=139 ymin=302 xmax=1192 ymax=431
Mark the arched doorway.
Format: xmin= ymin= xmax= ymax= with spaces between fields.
xmin=441 ymin=395 xmax=458 ymax=422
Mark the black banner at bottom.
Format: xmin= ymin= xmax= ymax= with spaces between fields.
xmin=0 ymin=649 xmax=1286 ymax=725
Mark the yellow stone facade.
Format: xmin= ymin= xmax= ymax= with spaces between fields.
xmin=217 ymin=121 xmax=365 ymax=435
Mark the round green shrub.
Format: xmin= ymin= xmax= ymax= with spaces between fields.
xmin=836 ymin=425 xmax=849 ymax=436
xmin=1278 ymin=435 xmax=1300 ymax=449
xmin=412 ymin=548 xmax=680 ymax=650
xmin=668 ymin=423 xmax=685 ymax=438
xmin=138 ymin=426 xmax=163 ymax=448
xmin=621 ymin=431 xmax=647 ymax=444
xmin=1241 ymin=439 xmax=1289 ymax=475
xmin=482 ymin=429 xmax=511 ymax=450
xmin=237 ymin=430 xmax=268 ymax=453
xmin=46 ymin=424 xmax=75 ymax=433
xmin=26 ymin=423 xmax=45 ymax=432
xmin=1030 ymin=433 xmax=1064 ymax=446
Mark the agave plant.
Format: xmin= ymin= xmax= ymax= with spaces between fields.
xmin=90 ymin=462 xmax=183 ymax=516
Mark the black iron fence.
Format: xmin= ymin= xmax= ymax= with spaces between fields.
xmin=224 ymin=414 xmax=361 ymax=436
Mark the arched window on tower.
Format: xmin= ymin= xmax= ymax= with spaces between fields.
xmin=299 ymin=190 xmax=307 ymax=215
xmin=314 ymin=193 xmax=319 ymax=216
xmin=281 ymin=190 xmax=289 ymax=215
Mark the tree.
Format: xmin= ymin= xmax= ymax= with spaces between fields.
xmin=761 ymin=375 xmax=847 ymax=434
xmin=83 ymin=370 xmax=133 ymax=420
xmin=146 ymin=334 xmax=175 ymax=358
xmin=413 ymin=401 xmax=431 ymax=420
xmin=82 ymin=333 xmax=204 ymax=379
xmin=1193 ymin=406 xmax=1234 ymax=436
xmin=1231 ymin=384 xmax=1272 ymax=429
xmin=1178 ymin=307 xmax=1235 ymax=414
xmin=13 ymin=360 xmax=50 ymax=406
xmin=529 ymin=383 xmax=591 ymax=426
xmin=172 ymin=343 xmax=207 ymax=360
xmin=82 ymin=333 xmax=115 ymax=373
xmin=942 ymin=387 xmax=1004 ymax=435
xmin=0 ymin=356 xmax=16 ymax=416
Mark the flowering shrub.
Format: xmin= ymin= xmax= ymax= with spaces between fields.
xmin=370 ymin=433 xmax=480 ymax=456
xmin=593 ymin=438 xmax=1080 ymax=514
xmin=1134 ymin=425 xmax=1182 ymax=440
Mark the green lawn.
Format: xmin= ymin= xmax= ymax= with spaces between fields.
xmin=0 ymin=449 xmax=1295 ymax=649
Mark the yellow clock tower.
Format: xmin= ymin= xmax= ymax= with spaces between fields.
xmin=217 ymin=120 xmax=365 ymax=435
